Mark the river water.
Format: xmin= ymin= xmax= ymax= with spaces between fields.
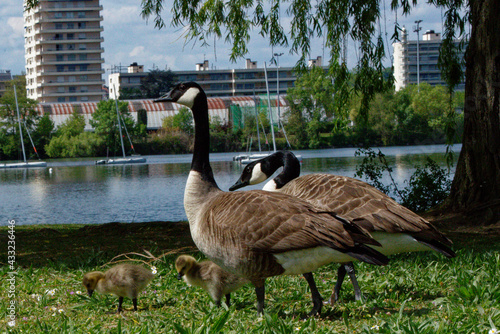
xmin=0 ymin=144 xmax=460 ymax=226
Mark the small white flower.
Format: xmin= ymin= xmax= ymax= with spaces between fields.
xmin=371 ymin=325 xmax=380 ymax=331
xmin=49 ymin=306 xmax=57 ymax=312
xmin=31 ymin=293 xmax=41 ymax=301
xmin=58 ymin=309 xmax=64 ymax=314
xmin=151 ymin=266 xmax=157 ymax=274
xmin=45 ymin=289 xmax=56 ymax=296
xmin=75 ymin=291 xmax=83 ymax=295
xmin=155 ymin=282 xmax=161 ymax=287
xmin=489 ymin=329 xmax=499 ymax=334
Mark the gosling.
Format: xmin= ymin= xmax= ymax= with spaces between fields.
xmin=82 ymin=263 xmax=154 ymax=313
xmin=175 ymin=255 xmax=248 ymax=307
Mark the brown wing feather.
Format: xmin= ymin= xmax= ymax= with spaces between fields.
xmin=281 ymin=174 xmax=452 ymax=246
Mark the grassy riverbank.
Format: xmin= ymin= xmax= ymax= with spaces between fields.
xmin=1 ymin=219 xmax=499 ymax=333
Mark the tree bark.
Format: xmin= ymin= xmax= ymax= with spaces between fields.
xmin=447 ymin=0 xmax=500 ymax=211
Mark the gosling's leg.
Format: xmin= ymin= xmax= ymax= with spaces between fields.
xmin=117 ymin=297 xmax=124 ymax=313
xmin=225 ymin=294 xmax=231 ymax=307
xmin=329 ymin=264 xmax=348 ymax=304
xmin=345 ymin=262 xmax=363 ymax=302
xmin=132 ymin=298 xmax=138 ymax=311
xmin=303 ymin=272 xmax=323 ymax=317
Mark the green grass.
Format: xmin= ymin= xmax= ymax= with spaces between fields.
xmin=1 ymin=222 xmax=499 ymax=333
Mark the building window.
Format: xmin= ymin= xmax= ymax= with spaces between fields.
xmin=68 ymin=54 xmax=76 ymax=61
xmin=58 ymin=97 xmax=65 ymax=102
xmin=80 ymin=64 xmax=88 ymax=71
xmin=56 ymin=54 xmax=64 ymax=61
xmin=69 ymin=96 xmax=77 ymax=102
xmin=80 ymin=75 xmax=88 ymax=81
xmin=68 ymin=65 xmax=76 ymax=72
xmin=68 ymin=44 xmax=75 ymax=50
xmin=79 ymin=44 xmax=86 ymax=50
xmin=78 ymin=12 xmax=85 ymax=18
xmin=79 ymin=54 xmax=87 ymax=60
xmin=57 ymin=87 xmax=65 ymax=93
xmin=56 ymin=65 xmax=64 ymax=72
xmin=67 ymin=23 xmax=74 ymax=29
xmin=55 ymin=23 xmax=63 ymax=29
xmin=78 ymin=22 xmax=86 ymax=29
xmin=78 ymin=33 xmax=86 ymax=39
xmin=81 ymin=96 xmax=89 ymax=101
xmin=54 ymin=12 xmax=63 ymax=19
xmin=66 ymin=12 xmax=74 ymax=18
xmin=69 ymin=87 xmax=76 ymax=93
xmin=67 ymin=33 xmax=74 ymax=40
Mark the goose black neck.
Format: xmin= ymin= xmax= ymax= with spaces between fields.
xmin=191 ymin=93 xmax=216 ymax=184
xmin=272 ymin=151 xmax=300 ymax=189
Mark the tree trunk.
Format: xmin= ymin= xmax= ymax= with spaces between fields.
xmin=447 ymin=0 xmax=500 ymax=212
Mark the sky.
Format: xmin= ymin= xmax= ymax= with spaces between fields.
xmin=0 ymin=0 xmax=450 ymax=79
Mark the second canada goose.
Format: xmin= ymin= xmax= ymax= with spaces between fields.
xmin=175 ymin=255 xmax=249 ymax=306
xmin=229 ymin=150 xmax=456 ymax=304
xmin=82 ymin=263 xmax=154 ymax=313
xmin=155 ymin=82 xmax=389 ymax=316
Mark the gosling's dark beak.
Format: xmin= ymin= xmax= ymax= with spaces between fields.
xmin=229 ymin=179 xmax=248 ymax=191
xmin=176 ymin=273 xmax=183 ymax=281
xmin=87 ymin=289 xmax=94 ymax=297
xmin=154 ymin=90 xmax=174 ymax=103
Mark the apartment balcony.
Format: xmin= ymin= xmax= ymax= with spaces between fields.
xmin=37 ymin=79 xmax=105 ymax=87
xmin=45 ymin=5 xmax=103 ymax=12
xmin=38 ymin=69 xmax=105 ymax=76
xmin=36 ymin=47 xmax=105 ymax=55
xmin=42 ymin=90 xmax=104 ymax=97
xmin=38 ymin=37 xmax=105 ymax=45
xmin=36 ymin=27 xmax=104 ymax=34
xmin=37 ymin=58 xmax=105 ymax=66
xmin=35 ymin=15 xmax=104 ymax=24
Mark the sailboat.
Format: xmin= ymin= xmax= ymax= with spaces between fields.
xmin=95 ymin=97 xmax=146 ymax=165
xmin=236 ymin=62 xmax=300 ymax=165
xmin=0 ymin=85 xmax=47 ymax=169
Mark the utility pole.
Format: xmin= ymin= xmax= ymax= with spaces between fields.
xmin=414 ymin=20 xmax=422 ymax=91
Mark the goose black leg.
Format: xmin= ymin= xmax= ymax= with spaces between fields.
xmin=225 ymin=294 xmax=231 ymax=307
xmin=345 ymin=262 xmax=363 ymax=302
xmin=133 ymin=298 xmax=138 ymax=311
xmin=255 ymin=284 xmax=265 ymax=315
xmin=329 ymin=264 xmax=347 ymax=304
xmin=303 ymin=272 xmax=323 ymax=317
xmin=117 ymin=297 xmax=124 ymax=313
xmin=329 ymin=262 xmax=363 ymax=304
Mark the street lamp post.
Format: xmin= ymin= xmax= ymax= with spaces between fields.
xmin=414 ymin=20 xmax=422 ymax=91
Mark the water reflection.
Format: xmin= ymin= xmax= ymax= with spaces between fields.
xmin=0 ymin=145 xmax=458 ymax=226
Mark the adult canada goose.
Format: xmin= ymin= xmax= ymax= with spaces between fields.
xmin=155 ymin=82 xmax=389 ymax=316
xmin=229 ymin=150 xmax=456 ymax=304
xmin=175 ymin=255 xmax=249 ymax=306
xmin=82 ymin=263 xmax=154 ymax=313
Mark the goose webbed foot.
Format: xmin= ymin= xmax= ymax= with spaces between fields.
xmin=303 ymin=272 xmax=323 ymax=317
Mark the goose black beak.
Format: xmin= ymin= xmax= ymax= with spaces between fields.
xmin=176 ymin=273 xmax=183 ymax=281
xmin=154 ymin=91 xmax=173 ymax=103
xmin=229 ymin=179 xmax=248 ymax=191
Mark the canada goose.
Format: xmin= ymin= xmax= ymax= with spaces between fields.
xmin=82 ymin=263 xmax=154 ymax=313
xmin=229 ymin=150 xmax=456 ymax=304
xmin=155 ymin=82 xmax=389 ymax=316
xmin=175 ymin=255 xmax=249 ymax=306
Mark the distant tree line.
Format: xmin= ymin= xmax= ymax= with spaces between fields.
xmin=0 ymin=71 xmax=464 ymax=160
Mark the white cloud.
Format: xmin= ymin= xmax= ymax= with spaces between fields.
xmin=129 ymin=46 xmax=145 ymax=57
xmin=7 ymin=17 xmax=24 ymax=36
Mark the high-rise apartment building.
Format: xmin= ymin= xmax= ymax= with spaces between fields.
xmin=24 ymin=0 xmax=105 ymax=103
xmin=393 ymin=28 xmax=466 ymax=91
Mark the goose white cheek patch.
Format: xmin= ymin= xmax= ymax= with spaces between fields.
xmin=177 ymin=87 xmax=200 ymax=109
xmin=249 ymin=163 xmax=268 ymax=185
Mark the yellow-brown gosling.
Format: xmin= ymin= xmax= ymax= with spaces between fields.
xmin=82 ymin=263 xmax=154 ymax=313
xmin=175 ymin=255 xmax=248 ymax=306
